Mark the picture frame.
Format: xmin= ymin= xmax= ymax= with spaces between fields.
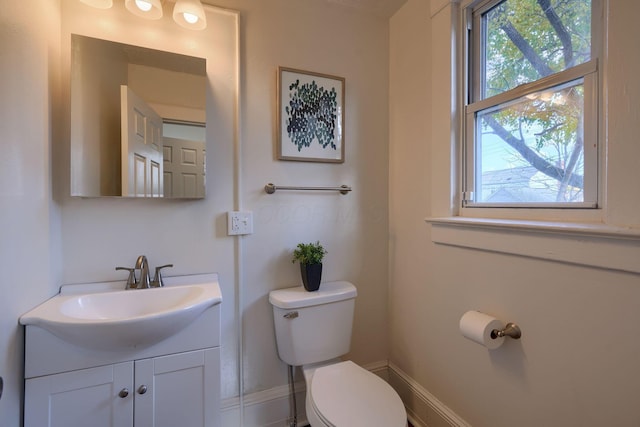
xmin=277 ymin=67 xmax=345 ymax=163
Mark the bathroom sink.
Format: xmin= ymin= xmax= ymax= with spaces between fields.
xmin=20 ymin=278 xmax=222 ymax=351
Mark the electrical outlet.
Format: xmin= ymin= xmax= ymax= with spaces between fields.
xmin=227 ymin=211 xmax=254 ymax=235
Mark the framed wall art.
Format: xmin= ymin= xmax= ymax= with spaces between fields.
xmin=277 ymin=67 xmax=345 ymax=163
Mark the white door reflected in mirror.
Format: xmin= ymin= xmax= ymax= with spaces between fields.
xmin=70 ymin=34 xmax=207 ymax=198
xmin=121 ymin=85 xmax=163 ymax=197
xmin=163 ymin=137 xmax=205 ymax=198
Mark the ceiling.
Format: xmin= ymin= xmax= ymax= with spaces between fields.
xmin=324 ymin=0 xmax=409 ymax=17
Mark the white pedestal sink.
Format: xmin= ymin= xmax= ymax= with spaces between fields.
xmin=21 ymin=273 xmax=223 ymax=427
xmin=20 ymin=274 xmax=222 ymax=351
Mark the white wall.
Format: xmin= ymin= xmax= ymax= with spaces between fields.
xmin=59 ymin=0 xmax=240 ymax=400
xmin=0 ymin=2 xmax=61 ymax=426
xmin=0 ymin=1 xmax=391 ymax=425
xmin=390 ymin=0 xmax=640 ymax=426
xmin=210 ymin=0 xmax=391 ymax=395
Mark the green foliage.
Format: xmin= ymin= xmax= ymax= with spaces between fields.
xmin=478 ymin=0 xmax=592 ymax=200
xmin=485 ymin=0 xmax=591 ymax=96
xmin=292 ymin=241 xmax=327 ymax=265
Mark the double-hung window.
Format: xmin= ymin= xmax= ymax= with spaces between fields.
xmin=463 ymin=0 xmax=600 ymax=208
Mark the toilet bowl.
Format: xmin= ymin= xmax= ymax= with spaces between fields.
xmin=269 ymin=281 xmax=407 ymax=427
xmin=303 ymin=361 xmax=407 ymax=427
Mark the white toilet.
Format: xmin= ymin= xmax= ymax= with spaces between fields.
xmin=269 ymin=281 xmax=407 ymax=427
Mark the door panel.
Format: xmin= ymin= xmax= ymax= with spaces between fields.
xmin=121 ymin=85 xmax=163 ymax=197
xmin=163 ymin=137 xmax=205 ymax=198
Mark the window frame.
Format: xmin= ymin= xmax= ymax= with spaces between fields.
xmin=462 ymin=0 xmax=602 ymax=210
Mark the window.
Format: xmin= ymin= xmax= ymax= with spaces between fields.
xmin=463 ymin=0 xmax=599 ymax=208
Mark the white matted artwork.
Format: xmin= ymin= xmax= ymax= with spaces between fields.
xmin=277 ymin=67 xmax=345 ymax=163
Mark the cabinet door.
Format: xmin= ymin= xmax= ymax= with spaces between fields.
xmin=134 ymin=348 xmax=220 ymax=427
xmin=24 ymin=362 xmax=134 ymax=427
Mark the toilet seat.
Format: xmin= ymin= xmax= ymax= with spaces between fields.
xmin=309 ymin=361 xmax=406 ymax=427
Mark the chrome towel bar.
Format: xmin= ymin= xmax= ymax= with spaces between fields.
xmin=264 ymin=183 xmax=352 ymax=195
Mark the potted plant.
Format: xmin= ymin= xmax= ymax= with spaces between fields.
xmin=292 ymin=241 xmax=327 ymax=291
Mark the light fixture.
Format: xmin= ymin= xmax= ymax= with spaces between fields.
xmin=173 ymin=0 xmax=207 ymax=30
xmin=79 ymin=0 xmax=113 ymax=8
xmin=125 ymin=0 xmax=163 ymax=20
xmin=79 ymin=0 xmax=206 ymax=30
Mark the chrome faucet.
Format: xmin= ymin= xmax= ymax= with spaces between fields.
xmin=116 ymin=256 xmax=173 ymax=289
xmin=135 ymin=255 xmax=151 ymax=289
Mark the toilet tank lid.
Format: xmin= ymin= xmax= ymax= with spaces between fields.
xmin=269 ymin=281 xmax=357 ymax=309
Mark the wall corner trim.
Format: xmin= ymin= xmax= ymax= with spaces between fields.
xmin=431 ymin=0 xmax=461 ymax=18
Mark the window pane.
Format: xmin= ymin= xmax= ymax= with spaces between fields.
xmin=475 ymin=80 xmax=585 ymax=204
xmin=482 ymin=0 xmax=591 ymax=99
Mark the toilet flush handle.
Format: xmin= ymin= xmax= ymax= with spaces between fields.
xmin=283 ymin=311 xmax=299 ymax=319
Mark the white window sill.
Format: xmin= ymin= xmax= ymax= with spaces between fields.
xmin=426 ymin=217 xmax=640 ymax=274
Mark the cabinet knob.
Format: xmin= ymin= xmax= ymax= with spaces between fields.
xmin=118 ymin=388 xmax=129 ymax=398
xmin=137 ymin=385 xmax=148 ymax=395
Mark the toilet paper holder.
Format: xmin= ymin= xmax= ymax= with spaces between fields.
xmin=491 ymin=322 xmax=522 ymax=340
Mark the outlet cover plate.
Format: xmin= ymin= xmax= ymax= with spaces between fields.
xmin=227 ymin=211 xmax=253 ymax=235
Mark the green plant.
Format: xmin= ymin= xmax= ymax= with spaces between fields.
xmin=291 ymin=241 xmax=327 ymax=265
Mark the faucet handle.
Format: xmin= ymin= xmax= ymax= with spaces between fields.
xmin=151 ymin=264 xmax=174 ymax=288
xmin=116 ymin=267 xmax=136 ymax=290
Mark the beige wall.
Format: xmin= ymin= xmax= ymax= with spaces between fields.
xmin=8 ymin=0 xmax=640 ymax=425
xmin=71 ymin=35 xmax=127 ymax=196
xmin=390 ymin=0 xmax=640 ymax=426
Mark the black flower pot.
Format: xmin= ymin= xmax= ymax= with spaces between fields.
xmin=300 ymin=263 xmax=322 ymax=292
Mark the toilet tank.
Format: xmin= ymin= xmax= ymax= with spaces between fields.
xmin=269 ymin=281 xmax=357 ymax=366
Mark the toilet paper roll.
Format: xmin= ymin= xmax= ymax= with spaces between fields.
xmin=459 ymin=310 xmax=505 ymax=350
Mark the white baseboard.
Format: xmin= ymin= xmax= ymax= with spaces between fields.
xmin=387 ymin=361 xmax=471 ymax=427
xmin=221 ymin=382 xmax=308 ymax=427
xmin=220 ymin=360 xmax=469 ymax=427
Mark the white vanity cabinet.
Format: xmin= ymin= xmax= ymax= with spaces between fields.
xmin=25 ymin=362 xmax=135 ymax=427
xmin=21 ymin=274 xmax=222 ymax=427
xmin=24 ymin=348 xmax=220 ymax=427
xmin=133 ymin=348 xmax=220 ymax=427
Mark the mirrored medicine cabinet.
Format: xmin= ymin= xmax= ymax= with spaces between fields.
xmin=70 ymin=34 xmax=207 ymax=199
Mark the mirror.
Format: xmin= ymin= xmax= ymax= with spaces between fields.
xmin=70 ymin=34 xmax=207 ymax=198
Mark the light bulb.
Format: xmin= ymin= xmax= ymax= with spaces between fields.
xmin=135 ymin=0 xmax=152 ymax=12
xmin=173 ymin=0 xmax=207 ymax=30
xmin=125 ymin=0 xmax=162 ymax=19
xmin=183 ymin=12 xmax=199 ymax=24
